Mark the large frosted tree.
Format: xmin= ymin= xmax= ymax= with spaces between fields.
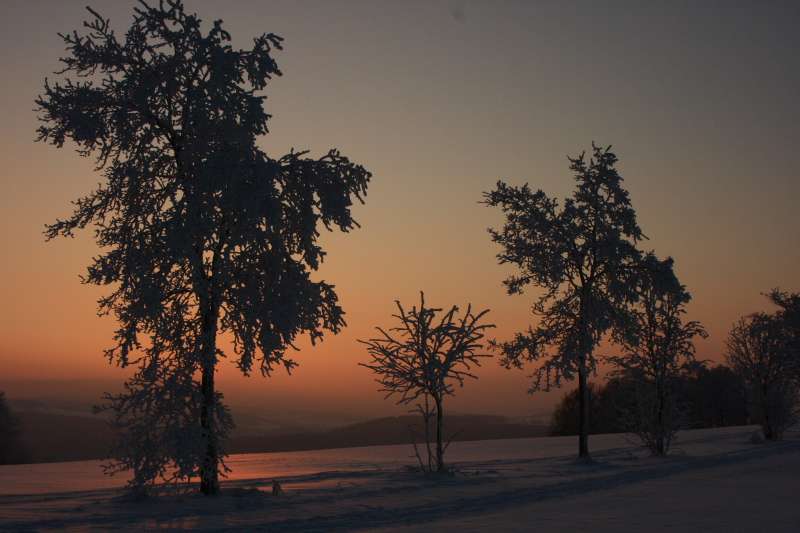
xmin=483 ymin=143 xmax=643 ymax=458
xmin=36 ymin=1 xmax=370 ymax=494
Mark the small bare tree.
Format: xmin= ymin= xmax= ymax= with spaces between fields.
xmin=726 ymin=308 xmax=799 ymax=441
xmin=608 ymin=253 xmax=707 ymax=456
xmin=359 ymin=293 xmax=493 ymax=473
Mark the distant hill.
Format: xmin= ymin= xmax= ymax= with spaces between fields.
xmin=12 ymin=411 xmax=547 ymax=464
xmin=231 ymin=414 xmax=549 ymax=454
xmin=18 ymin=411 xmax=114 ymax=463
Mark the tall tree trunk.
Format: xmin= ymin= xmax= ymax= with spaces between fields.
xmin=434 ymin=394 xmax=444 ymax=472
xmin=576 ymin=302 xmax=591 ymax=460
xmin=761 ymin=384 xmax=774 ymax=441
xmin=199 ymin=305 xmax=219 ymax=495
xmin=578 ymin=357 xmax=590 ymax=459
xmin=424 ymin=395 xmax=433 ymax=472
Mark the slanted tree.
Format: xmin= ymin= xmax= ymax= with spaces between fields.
xmin=726 ymin=303 xmax=799 ymax=441
xmin=359 ymin=293 xmax=493 ymax=472
xmin=608 ymin=254 xmax=707 ymax=455
xmin=36 ymin=1 xmax=370 ymax=494
xmin=483 ymin=143 xmax=643 ymax=458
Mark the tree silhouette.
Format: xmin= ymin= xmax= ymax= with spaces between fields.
xmin=766 ymin=289 xmax=800 ymax=384
xmin=483 ymin=143 xmax=643 ymax=458
xmin=608 ymin=254 xmax=707 ymax=455
xmin=548 ymin=366 xmax=751 ymax=437
xmin=548 ymin=382 xmax=603 ymax=437
xmin=0 ymin=392 xmax=26 ymax=465
xmin=683 ymin=364 xmax=749 ymax=428
xmin=36 ymin=1 xmax=370 ymax=494
xmin=726 ymin=296 xmax=799 ymax=441
xmin=359 ymin=293 xmax=493 ymax=472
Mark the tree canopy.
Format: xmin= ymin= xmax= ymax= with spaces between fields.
xmin=484 ymin=143 xmax=644 ymax=457
xmin=725 ymin=293 xmax=799 ymax=441
xmin=37 ymin=0 xmax=371 ymax=494
xmin=609 ymin=253 xmax=706 ymax=385
xmin=608 ymin=253 xmax=707 ymax=455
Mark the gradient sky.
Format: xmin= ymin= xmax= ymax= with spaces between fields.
xmin=0 ymin=0 xmax=798 ymax=420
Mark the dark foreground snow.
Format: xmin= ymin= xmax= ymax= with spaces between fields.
xmin=0 ymin=426 xmax=798 ymax=532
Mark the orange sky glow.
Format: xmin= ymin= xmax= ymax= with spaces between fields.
xmin=1 ymin=1 xmax=798 ymax=420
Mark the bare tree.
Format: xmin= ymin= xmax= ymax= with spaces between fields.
xmin=36 ymin=1 xmax=370 ymax=494
xmin=483 ymin=143 xmax=643 ymax=459
xmin=608 ymin=254 xmax=707 ymax=455
xmin=726 ymin=309 xmax=798 ymax=441
xmin=359 ymin=293 xmax=493 ymax=472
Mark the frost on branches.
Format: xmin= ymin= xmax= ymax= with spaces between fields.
xmin=37 ymin=1 xmax=370 ymax=495
xmin=725 ymin=290 xmax=800 ymax=441
xmin=608 ymin=253 xmax=707 ymax=456
xmin=483 ymin=143 xmax=643 ymax=459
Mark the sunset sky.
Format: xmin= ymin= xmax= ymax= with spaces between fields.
xmin=0 ymin=0 xmax=798 ymax=420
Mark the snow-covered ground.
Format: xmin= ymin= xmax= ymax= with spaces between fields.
xmin=1 ymin=426 xmax=798 ymax=531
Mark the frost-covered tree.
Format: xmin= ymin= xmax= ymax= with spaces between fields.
xmin=766 ymin=289 xmax=800 ymax=384
xmin=36 ymin=1 xmax=370 ymax=494
xmin=608 ymin=254 xmax=707 ymax=455
xmin=483 ymin=143 xmax=643 ymax=458
xmin=359 ymin=293 xmax=493 ymax=472
xmin=726 ymin=300 xmax=799 ymax=441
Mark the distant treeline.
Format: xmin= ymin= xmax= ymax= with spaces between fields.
xmin=0 ymin=392 xmax=27 ymax=464
xmin=550 ymin=364 xmax=748 ymax=436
